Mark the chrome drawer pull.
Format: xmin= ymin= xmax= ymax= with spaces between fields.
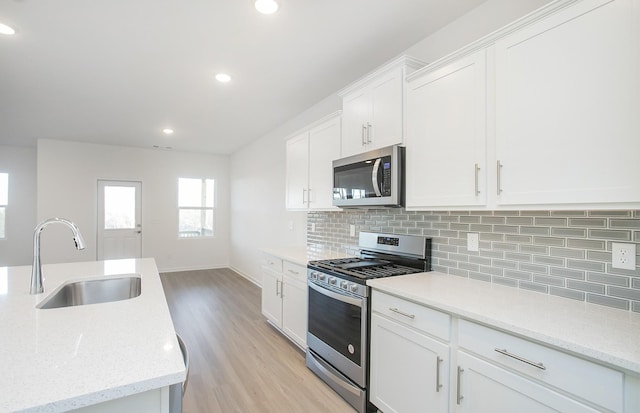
xmin=435 ymin=356 xmax=443 ymax=392
xmin=456 ymin=366 xmax=464 ymax=405
xmin=389 ymin=307 xmax=415 ymax=319
xmin=288 ymin=269 xmax=299 ymax=275
xmin=495 ymin=348 xmax=546 ymax=370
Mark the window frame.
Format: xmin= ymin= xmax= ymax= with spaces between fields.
xmin=177 ymin=177 xmax=215 ymax=239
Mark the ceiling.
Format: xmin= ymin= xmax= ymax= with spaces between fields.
xmin=0 ymin=0 xmax=486 ymax=154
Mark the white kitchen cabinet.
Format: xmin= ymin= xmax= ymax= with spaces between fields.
xmin=456 ymin=319 xmax=624 ymax=413
xmin=369 ymin=291 xmax=450 ymax=413
xmin=260 ymin=254 xmax=308 ymax=349
xmin=493 ymin=0 xmax=640 ymax=207
xmin=285 ymin=112 xmax=341 ymax=210
xmin=455 ymin=351 xmax=601 ymax=413
xmin=405 ymin=49 xmax=487 ymax=209
xmin=339 ymin=56 xmax=425 ymax=158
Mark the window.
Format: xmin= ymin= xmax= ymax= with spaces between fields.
xmin=178 ymin=178 xmax=214 ymax=238
xmin=0 ymin=173 xmax=7 ymax=239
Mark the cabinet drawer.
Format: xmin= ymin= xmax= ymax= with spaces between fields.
xmin=458 ymin=319 xmax=623 ymax=412
xmin=371 ymin=290 xmax=450 ymax=342
xmin=283 ymin=261 xmax=307 ymax=283
xmin=262 ymin=254 xmax=283 ymax=273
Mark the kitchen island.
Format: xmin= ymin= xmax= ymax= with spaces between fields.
xmin=0 ymin=258 xmax=185 ymax=413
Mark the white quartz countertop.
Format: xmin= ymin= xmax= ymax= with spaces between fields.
xmin=0 ymin=258 xmax=186 ymax=412
xmin=368 ymin=272 xmax=640 ymax=375
xmin=261 ymin=246 xmax=351 ymax=266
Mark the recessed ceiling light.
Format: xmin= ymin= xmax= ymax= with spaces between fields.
xmin=0 ymin=23 xmax=16 ymax=36
xmin=215 ymin=73 xmax=231 ymax=83
xmin=162 ymin=128 xmax=174 ymax=135
xmin=255 ymin=0 xmax=279 ymax=15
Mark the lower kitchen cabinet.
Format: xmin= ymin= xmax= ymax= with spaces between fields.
xmin=369 ymin=289 xmax=637 ymax=413
xmin=455 ymin=351 xmax=600 ymax=413
xmin=370 ymin=291 xmax=451 ymax=413
xmin=260 ymin=253 xmax=307 ymax=349
xmin=370 ymin=313 xmax=449 ymax=413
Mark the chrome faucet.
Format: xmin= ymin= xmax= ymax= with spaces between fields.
xmin=31 ymin=218 xmax=86 ymax=294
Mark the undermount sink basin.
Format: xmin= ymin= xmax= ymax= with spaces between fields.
xmin=37 ymin=275 xmax=142 ymax=309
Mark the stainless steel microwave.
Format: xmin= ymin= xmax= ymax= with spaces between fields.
xmin=332 ymin=145 xmax=404 ymax=208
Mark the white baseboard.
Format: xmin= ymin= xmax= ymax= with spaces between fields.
xmin=158 ymin=264 xmax=227 ymax=273
xmin=229 ymin=265 xmax=261 ymax=287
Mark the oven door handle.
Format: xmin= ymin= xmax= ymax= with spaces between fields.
xmin=308 ymin=281 xmax=363 ymax=308
xmin=371 ymin=158 xmax=382 ymax=197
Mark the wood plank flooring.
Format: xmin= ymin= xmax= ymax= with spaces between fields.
xmin=160 ymin=268 xmax=355 ymax=413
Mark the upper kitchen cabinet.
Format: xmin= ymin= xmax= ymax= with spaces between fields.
xmin=494 ymin=0 xmax=640 ymax=208
xmin=405 ymin=49 xmax=487 ymax=210
xmin=339 ymin=56 xmax=426 ymax=158
xmin=285 ymin=112 xmax=341 ymax=211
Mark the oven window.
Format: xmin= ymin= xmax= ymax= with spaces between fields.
xmin=308 ymin=285 xmax=362 ymax=366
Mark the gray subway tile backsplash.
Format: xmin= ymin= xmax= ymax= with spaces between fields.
xmin=307 ymin=209 xmax=640 ymax=313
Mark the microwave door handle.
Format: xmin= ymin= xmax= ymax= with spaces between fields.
xmin=371 ymin=158 xmax=382 ymax=197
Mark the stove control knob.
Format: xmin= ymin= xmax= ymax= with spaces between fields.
xmin=328 ymin=277 xmax=337 ymax=285
xmin=349 ymin=283 xmax=359 ymax=293
xmin=340 ymin=280 xmax=348 ymax=289
xmin=318 ymin=273 xmax=326 ymax=281
xmin=310 ymin=272 xmax=318 ymax=280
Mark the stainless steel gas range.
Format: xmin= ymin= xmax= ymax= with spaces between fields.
xmin=306 ymin=232 xmax=432 ymax=413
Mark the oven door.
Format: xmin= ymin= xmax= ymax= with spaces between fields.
xmin=307 ymin=280 xmax=367 ymax=387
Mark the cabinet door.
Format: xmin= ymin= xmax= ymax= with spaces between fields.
xmin=494 ymin=0 xmax=640 ymax=206
xmin=370 ymin=313 xmax=449 ymax=413
xmin=285 ymin=132 xmax=309 ymax=210
xmin=406 ymin=50 xmax=487 ymax=209
xmin=456 ymin=351 xmax=601 ymax=413
xmin=261 ymin=267 xmax=282 ymax=327
xmin=281 ymin=272 xmax=307 ymax=348
xmin=341 ymin=89 xmax=370 ymax=157
xmin=308 ymin=116 xmax=341 ymax=210
xmin=369 ymin=67 xmax=404 ymax=151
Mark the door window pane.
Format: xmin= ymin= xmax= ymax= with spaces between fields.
xmin=104 ymin=186 xmax=136 ymax=229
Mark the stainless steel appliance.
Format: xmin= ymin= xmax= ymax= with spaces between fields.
xmin=306 ymin=232 xmax=431 ymax=413
xmin=332 ymin=145 xmax=404 ymax=208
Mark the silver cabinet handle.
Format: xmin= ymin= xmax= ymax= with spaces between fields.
xmin=287 ymin=269 xmax=299 ymax=275
xmin=495 ymin=348 xmax=546 ymax=370
xmin=366 ymin=123 xmax=372 ymax=143
xmin=302 ymin=188 xmax=308 ymax=204
xmin=362 ymin=124 xmax=367 ymax=145
xmin=456 ymin=366 xmax=464 ymax=405
xmin=474 ymin=163 xmax=480 ymax=196
xmin=275 ymin=279 xmax=280 ymax=296
xmin=389 ymin=307 xmax=415 ymax=319
xmin=435 ymin=356 xmax=443 ymax=393
xmin=496 ymin=160 xmax=503 ymax=195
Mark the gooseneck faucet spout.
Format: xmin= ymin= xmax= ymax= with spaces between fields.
xmin=31 ymin=218 xmax=86 ymax=295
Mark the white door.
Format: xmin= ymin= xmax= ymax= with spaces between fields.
xmin=97 ymin=180 xmax=142 ymax=260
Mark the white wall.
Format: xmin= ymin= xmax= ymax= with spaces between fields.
xmin=37 ymin=139 xmax=230 ymax=272
xmin=0 ymin=145 xmax=37 ymax=266
xmin=228 ymin=0 xmax=552 ymax=284
xmin=229 ymin=95 xmax=341 ymax=284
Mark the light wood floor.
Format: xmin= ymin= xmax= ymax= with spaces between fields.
xmin=160 ymin=268 xmax=355 ymax=413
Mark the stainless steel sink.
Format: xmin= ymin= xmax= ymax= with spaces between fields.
xmin=37 ymin=275 xmax=142 ymax=309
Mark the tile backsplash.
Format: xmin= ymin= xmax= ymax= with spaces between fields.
xmin=307 ymin=209 xmax=640 ymax=312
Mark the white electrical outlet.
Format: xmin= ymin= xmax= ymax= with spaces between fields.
xmin=467 ymin=233 xmax=479 ymax=252
xmin=611 ymin=242 xmax=636 ymax=270
xmin=310 ymin=223 xmax=316 ymax=232
xmin=350 ymin=224 xmax=356 ymax=237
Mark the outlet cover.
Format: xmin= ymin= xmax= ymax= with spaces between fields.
xmin=350 ymin=224 xmax=356 ymax=237
xmin=467 ymin=233 xmax=479 ymax=252
xmin=310 ymin=223 xmax=316 ymax=232
xmin=612 ymin=242 xmax=636 ymax=270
